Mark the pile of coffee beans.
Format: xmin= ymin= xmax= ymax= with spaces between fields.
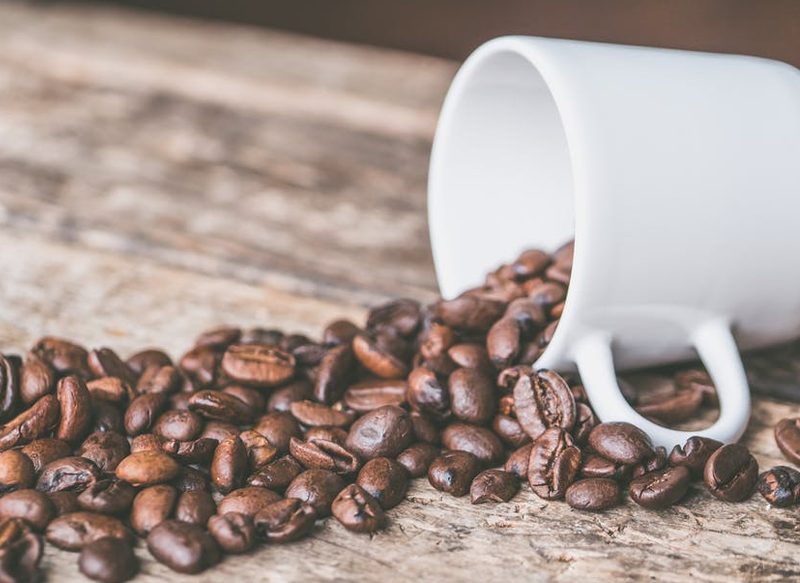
xmin=0 ymin=240 xmax=789 ymax=583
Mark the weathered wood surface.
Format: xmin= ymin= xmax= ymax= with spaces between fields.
xmin=0 ymin=2 xmax=799 ymax=581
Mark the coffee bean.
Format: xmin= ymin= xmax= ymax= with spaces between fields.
xmin=442 ymin=422 xmax=504 ymax=465
xmin=632 ymin=446 xmax=668 ymax=479
xmin=178 ymin=345 xmax=219 ymax=390
xmin=323 ymin=319 xmax=361 ymax=346
xmin=289 ymin=400 xmax=355 ymax=429
xmin=0 ymin=450 xmax=35 ymax=493
xmin=356 ymin=457 xmax=408 ymax=509
xmin=238 ymin=429 xmax=278 ymax=469
xmin=674 ymin=368 xmax=718 ymax=407
xmin=409 ymin=412 xmax=440 ymax=445
xmin=223 ymin=385 xmax=266 ymax=413
xmin=194 ymin=326 xmax=242 ymax=350
xmin=115 ymin=451 xmax=180 ymax=487
xmin=513 ymin=369 xmax=576 ymax=440
xmin=469 ymin=469 xmax=519 ymax=503
xmin=20 ymin=353 xmax=54 ymax=407
xmin=0 ymin=355 xmax=19 ymax=424
xmin=428 ymin=451 xmax=481 ymax=497
xmin=579 ymin=453 xmax=632 ymax=482
xmin=285 ymin=469 xmax=345 ymax=517
xmin=572 ymin=403 xmax=597 ymax=445
xmin=636 ymin=388 xmax=703 ymax=424
xmin=448 ymin=368 xmax=496 ymax=425
xmin=629 ymin=466 xmax=691 ymax=509
xmin=704 ymin=443 xmax=758 ymax=502
xmin=503 ymin=443 xmax=533 ymax=479
xmin=396 ymin=443 xmax=440 ymax=478
xmin=267 ymin=379 xmax=314 ymax=413
xmin=313 ymin=344 xmax=356 ymax=404
xmin=253 ymin=498 xmax=316 ymax=543
xmin=528 ymin=428 xmax=581 ymax=500
xmin=434 ymin=296 xmax=505 ymax=332
xmin=588 ymin=422 xmax=654 ymax=465
xmin=447 ymin=344 xmax=491 ymax=371
xmin=343 ymin=379 xmax=407 ymax=413
xmin=486 ymin=318 xmax=521 ymax=369
xmin=200 ymin=421 xmax=240 ymax=443
xmin=346 ymin=405 xmax=413 ymax=460
xmin=367 ymin=299 xmax=422 ymax=337
xmin=217 ymin=487 xmax=282 ymax=518
xmin=174 ymin=490 xmax=216 ymax=526
xmin=492 ymin=414 xmax=531 ymax=448
xmin=126 ymin=349 xmax=172 ymax=376
xmin=78 ymin=432 xmax=130 ymax=473
xmin=79 ymin=536 xmax=138 ymax=583
xmin=0 ymin=490 xmax=55 ymax=530
xmin=88 ymin=348 xmax=136 ymax=388
xmin=331 ymin=484 xmax=386 ymax=533
xmin=31 ymin=337 xmax=90 ymax=379
xmin=124 ymin=393 xmax=168 ymax=436
xmin=77 ymin=479 xmax=136 ymax=515
xmin=247 ymin=455 xmax=303 ymax=492
xmin=130 ymin=485 xmax=177 ymax=536
xmin=86 ymin=377 xmax=132 ymax=406
xmin=171 ymin=467 xmax=210 ymax=493
xmin=46 ymin=512 xmax=132 ymax=551
xmin=406 ymin=367 xmax=449 ymax=420
xmin=37 ymin=457 xmax=100 ymax=493
xmin=47 ymin=492 xmax=80 ymax=517
xmin=0 ymin=395 xmax=60 ymax=451
xmin=757 ymin=466 xmax=800 ymax=507
xmin=161 ymin=437 xmax=217 ymax=465
xmin=211 ymin=436 xmax=248 ymax=494
xmin=0 ymin=517 xmax=43 ymax=583
xmin=208 ymin=512 xmax=256 ymax=554
xmin=221 ymin=344 xmax=295 ymax=389
xmin=188 ymin=390 xmax=253 ymax=425
xmin=153 ymin=409 xmax=204 ymax=442
xmin=251 ymin=412 xmax=302 ymax=455
xmin=91 ymin=399 xmax=125 ymax=434
xmin=566 ymin=478 xmax=621 ymax=511
xmin=147 ymin=520 xmax=220 ymax=574
xmin=135 ymin=365 xmax=181 ymax=395
xmin=289 ymin=437 xmax=360 ymax=475
xmin=240 ymin=327 xmax=284 ymax=346
xmin=774 ymin=417 xmax=800 ymax=465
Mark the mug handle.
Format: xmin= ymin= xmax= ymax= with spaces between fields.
xmin=572 ymin=318 xmax=751 ymax=448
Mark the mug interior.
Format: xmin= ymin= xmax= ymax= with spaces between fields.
xmin=428 ymin=47 xmax=575 ymax=300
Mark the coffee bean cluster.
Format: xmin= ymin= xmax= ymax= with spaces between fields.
xmin=0 ymin=241 xmax=775 ymax=583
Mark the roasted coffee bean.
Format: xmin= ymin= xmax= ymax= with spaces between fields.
xmin=153 ymin=410 xmax=204 ymax=442
xmin=0 ymin=355 xmax=19 ymax=423
xmin=284 ymin=469 xmax=345 ymax=517
xmin=147 ymin=520 xmax=220 ymax=574
xmin=31 ymin=337 xmax=90 ymax=378
xmin=572 ymin=403 xmax=597 ymax=445
xmin=323 ymin=319 xmax=361 ymax=346
xmin=0 ymin=450 xmax=35 ymax=493
xmin=20 ymin=353 xmax=54 ymax=407
xmin=247 ymin=455 xmax=303 ymax=492
xmin=447 ymin=344 xmax=491 ymax=371
xmin=757 ymin=466 xmax=800 ymax=507
xmin=313 ymin=344 xmax=356 ymax=404
xmin=346 ymin=405 xmax=414 ymax=460
xmin=241 ymin=327 xmax=284 ymax=346
xmin=497 ymin=365 xmax=532 ymax=392
xmin=331 ymin=484 xmax=386 ymax=533
xmin=46 ymin=512 xmax=132 ymax=551
xmin=289 ymin=400 xmax=355 ymax=429
xmin=160 ymin=437 xmax=217 ymax=465
xmin=774 ymin=417 xmax=800 ymax=465
xmin=289 ymin=437 xmax=360 ymax=475
xmin=0 ymin=517 xmax=43 ymax=583
xmin=115 ymin=451 xmax=180 ymax=487
xmin=91 ymin=399 xmax=125 ymax=434
xmin=0 ymin=395 xmax=60 ymax=451
xmin=406 ymin=367 xmax=449 ymax=420
xmin=200 ymin=421 xmax=240 ymax=443
xmin=171 ymin=467 xmax=210 ymax=493
xmin=304 ymin=426 xmax=348 ymax=445
xmin=194 ymin=326 xmax=242 ymax=350
xmin=77 ymin=479 xmax=136 ymax=515
xmin=126 ymin=349 xmax=172 ymax=376
xmin=356 ymin=457 xmax=408 ymax=509
xmin=434 ymin=296 xmax=505 ymax=332
xmin=629 ymin=466 xmax=692 ymax=509
xmin=217 ymin=487 xmax=281 ymax=518
xmin=579 ymin=453 xmax=632 ymax=482
xmin=674 ymin=368 xmax=718 ymax=407
xmin=87 ymin=377 xmax=133 ymax=405
xmin=367 ymin=299 xmax=422 ymax=337
xmin=0 ymin=490 xmax=54 ymax=531
xmin=492 ymin=414 xmax=531 ymax=448
xmin=428 ymin=451 xmax=481 ymax=497
xmin=632 ymin=445 xmax=668 ymax=479
xmin=188 ymin=390 xmax=253 ymax=425
xmin=88 ymin=349 xmax=136 ymax=388
xmin=174 ymin=490 xmax=216 ymax=526
xmin=208 ymin=512 xmax=256 ymax=554
xmin=352 ymin=332 xmax=410 ymax=380
xmin=704 ymin=443 xmax=758 ymax=502
xmin=565 ymin=478 xmax=621 ymax=511
xmin=79 ymin=536 xmax=138 ymax=583
xmin=396 ymin=443 xmax=440 ymax=478
xmin=47 ymin=492 xmax=80 ymax=516
xmin=528 ymin=428 xmax=581 ymax=500
xmin=253 ymin=498 xmax=316 ymax=543
xmin=588 ymin=422 xmax=654 ymax=465
xmin=238 ymin=430 xmax=278 ymax=469
xmin=130 ymin=434 xmax=163 ymax=453
xmin=513 ymin=369 xmax=576 ymax=440
xmin=511 ymin=248 xmax=551 ymax=279
xmin=503 ymin=443 xmax=533 ymax=479
xmin=211 ymin=436 xmax=248 ymax=494
xmin=486 ymin=318 xmax=521 ymax=369
xmin=469 ymin=469 xmax=519 ymax=504
xmin=78 ymin=432 xmax=130 ymax=473
xmin=419 ymin=322 xmax=455 ymax=362
xmin=343 ymin=379 xmax=406 ymax=413
xmin=222 ymin=344 xmax=295 ymax=388
xmin=178 ymin=345 xmax=219 ymax=390
xmin=136 ymin=365 xmax=181 ymax=396
xmin=442 ymin=422 xmax=504 ymax=465
xmin=267 ymin=379 xmax=314 ymax=413
xmin=253 ymin=412 xmax=303 ymax=453
xmin=448 ymin=367 xmax=496 ymax=425
xmin=37 ymin=457 xmax=100 ymax=493
xmin=130 ymin=485 xmax=177 ymax=536
xmin=636 ymin=388 xmax=703 ymax=424
xmin=410 ymin=412 xmax=440 ymax=445
xmin=124 ymin=393 xmax=168 ymax=436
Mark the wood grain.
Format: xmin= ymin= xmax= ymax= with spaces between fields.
xmin=0 ymin=2 xmax=799 ymax=581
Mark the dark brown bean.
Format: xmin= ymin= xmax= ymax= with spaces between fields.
xmin=396 ymin=443 xmax=440 ymax=478
xmin=222 ymin=344 xmax=295 ymax=388
xmin=441 ymin=422 xmax=504 ymax=465
xmin=253 ymin=498 xmax=316 ymax=543
xmin=123 ymin=393 xmax=168 ymax=436
xmin=352 ymin=332 xmax=410 ymax=380
xmin=513 ymin=369 xmax=576 ymax=440
xmin=0 ymin=356 xmax=19 ymax=423
xmin=194 ymin=326 xmax=242 ymax=349
xmin=174 ymin=490 xmax=216 ymax=526
xmin=47 ymin=492 xmax=81 ymax=517
xmin=146 ymin=520 xmax=220 ymax=574
xmin=20 ymin=353 xmax=54 ymax=406
xmin=631 ymin=446 xmax=668 ymax=479
xmin=504 ymin=443 xmax=533 ymax=479
xmin=0 ymin=517 xmax=43 ymax=583
xmin=757 ymin=466 xmax=800 ymax=507
xmin=527 ymin=428 xmax=581 ymax=500
xmin=247 ymin=455 xmax=303 ymax=492
xmin=136 ymin=365 xmax=181 ymax=396
xmin=77 ymin=479 xmax=136 ymax=515
xmin=200 ymin=421 xmax=240 ymax=443
xmin=448 ymin=367 xmax=496 ymax=425
xmin=579 ymin=453 xmax=632 ymax=482
xmin=223 ymin=385 xmax=266 ymax=414
xmin=86 ymin=377 xmax=132 ymax=405
xmin=267 ymin=379 xmax=314 ymax=413
xmin=469 ymin=469 xmax=519 ymax=503
xmin=629 ymin=466 xmax=692 ymax=509
xmin=572 ymin=403 xmax=597 ymax=445
xmin=331 ymin=484 xmax=386 ymax=533
xmin=217 ymin=487 xmax=282 ymax=518
xmin=323 ymin=319 xmax=361 ymax=346
xmin=486 ymin=318 xmax=521 ymax=369
xmin=37 ymin=457 xmax=100 ymax=493
xmin=0 ymin=490 xmax=55 ymax=531
xmin=304 ymin=426 xmax=348 ymax=445
xmin=187 ymin=390 xmax=253 ymax=425
xmin=313 ymin=344 xmax=356 ymax=404
xmin=367 ymin=299 xmax=422 ymax=337
xmin=343 ymin=379 xmax=407 ymax=413
xmin=0 ymin=395 xmax=60 ymax=451
xmin=78 ymin=432 xmax=130 ymax=473
xmin=160 ymin=437 xmax=217 ymax=465
xmin=0 ymin=450 xmax=35 ymax=493
xmin=774 ymin=417 xmax=800 ymax=465
xmin=428 ymin=451 xmax=481 ymax=497
xmin=284 ymin=469 xmax=344 ymax=517
xmin=208 ymin=512 xmax=256 ymax=554
xmin=126 ymin=349 xmax=172 ymax=376
xmin=152 ymin=410 xmax=204 ymax=442
xmin=253 ymin=412 xmax=302 ymax=453
xmin=409 ymin=412 xmax=440 ymax=445
xmin=211 ymin=436 xmax=248 ymax=494
xmin=115 ymin=451 xmax=180 ymax=487
xmin=79 ymin=536 xmax=139 ymax=583
xmin=434 ymin=296 xmax=505 ymax=332
xmin=447 ymin=344 xmax=492 ymax=371
xmin=356 ymin=457 xmax=408 ymax=509
xmin=492 ymin=414 xmax=531 ymax=448
xmin=238 ymin=430 xmax=278 ymax=469
xmin=31 ymin=337 xmax=90 ymax=379
xmin=178 ymin=345 xmax=219 ymax=390
xmin=171 ymin=467 xmax=210 ymax=493
xmin=636 ymin=388 xmax=703 ymax=424
xmin=88 ymin=349 xmax=136 ymax=388
xmin=130 ymin=485 xmax=177 ymax=536
xmin=565 ymin=478 xmax=621 ymax=511
xmin=345 ymin=405 xmax=414 ymax=461
xmin=419 ymin=323 xmax=455 ymax=362
xmin=91 ymin=399 xmax=125 ymax=434
xmin=46 ymin=512 xmax=132 ymax=551
xmin=289 ymin=437 xmax=360 ymax=475
xmin=703 ymin=443 xmax=758 ymax=502
xmin=588 ymin=422 xmax=654 ymax=465
xmin=406 ymin=367 xmax=449 ymax=420
xmin=289 ymin=401 xmax=355 ymax=429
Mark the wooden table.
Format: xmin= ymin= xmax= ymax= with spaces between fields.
xmin=0 ymin=2 xmax=798 ymax=581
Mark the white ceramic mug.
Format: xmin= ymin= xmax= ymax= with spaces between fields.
xmin=428 ymin=36 xmax=800 ymax=447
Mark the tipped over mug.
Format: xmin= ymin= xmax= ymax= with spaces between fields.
xmin=428 ymin=36 xmax=800 ymax=447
